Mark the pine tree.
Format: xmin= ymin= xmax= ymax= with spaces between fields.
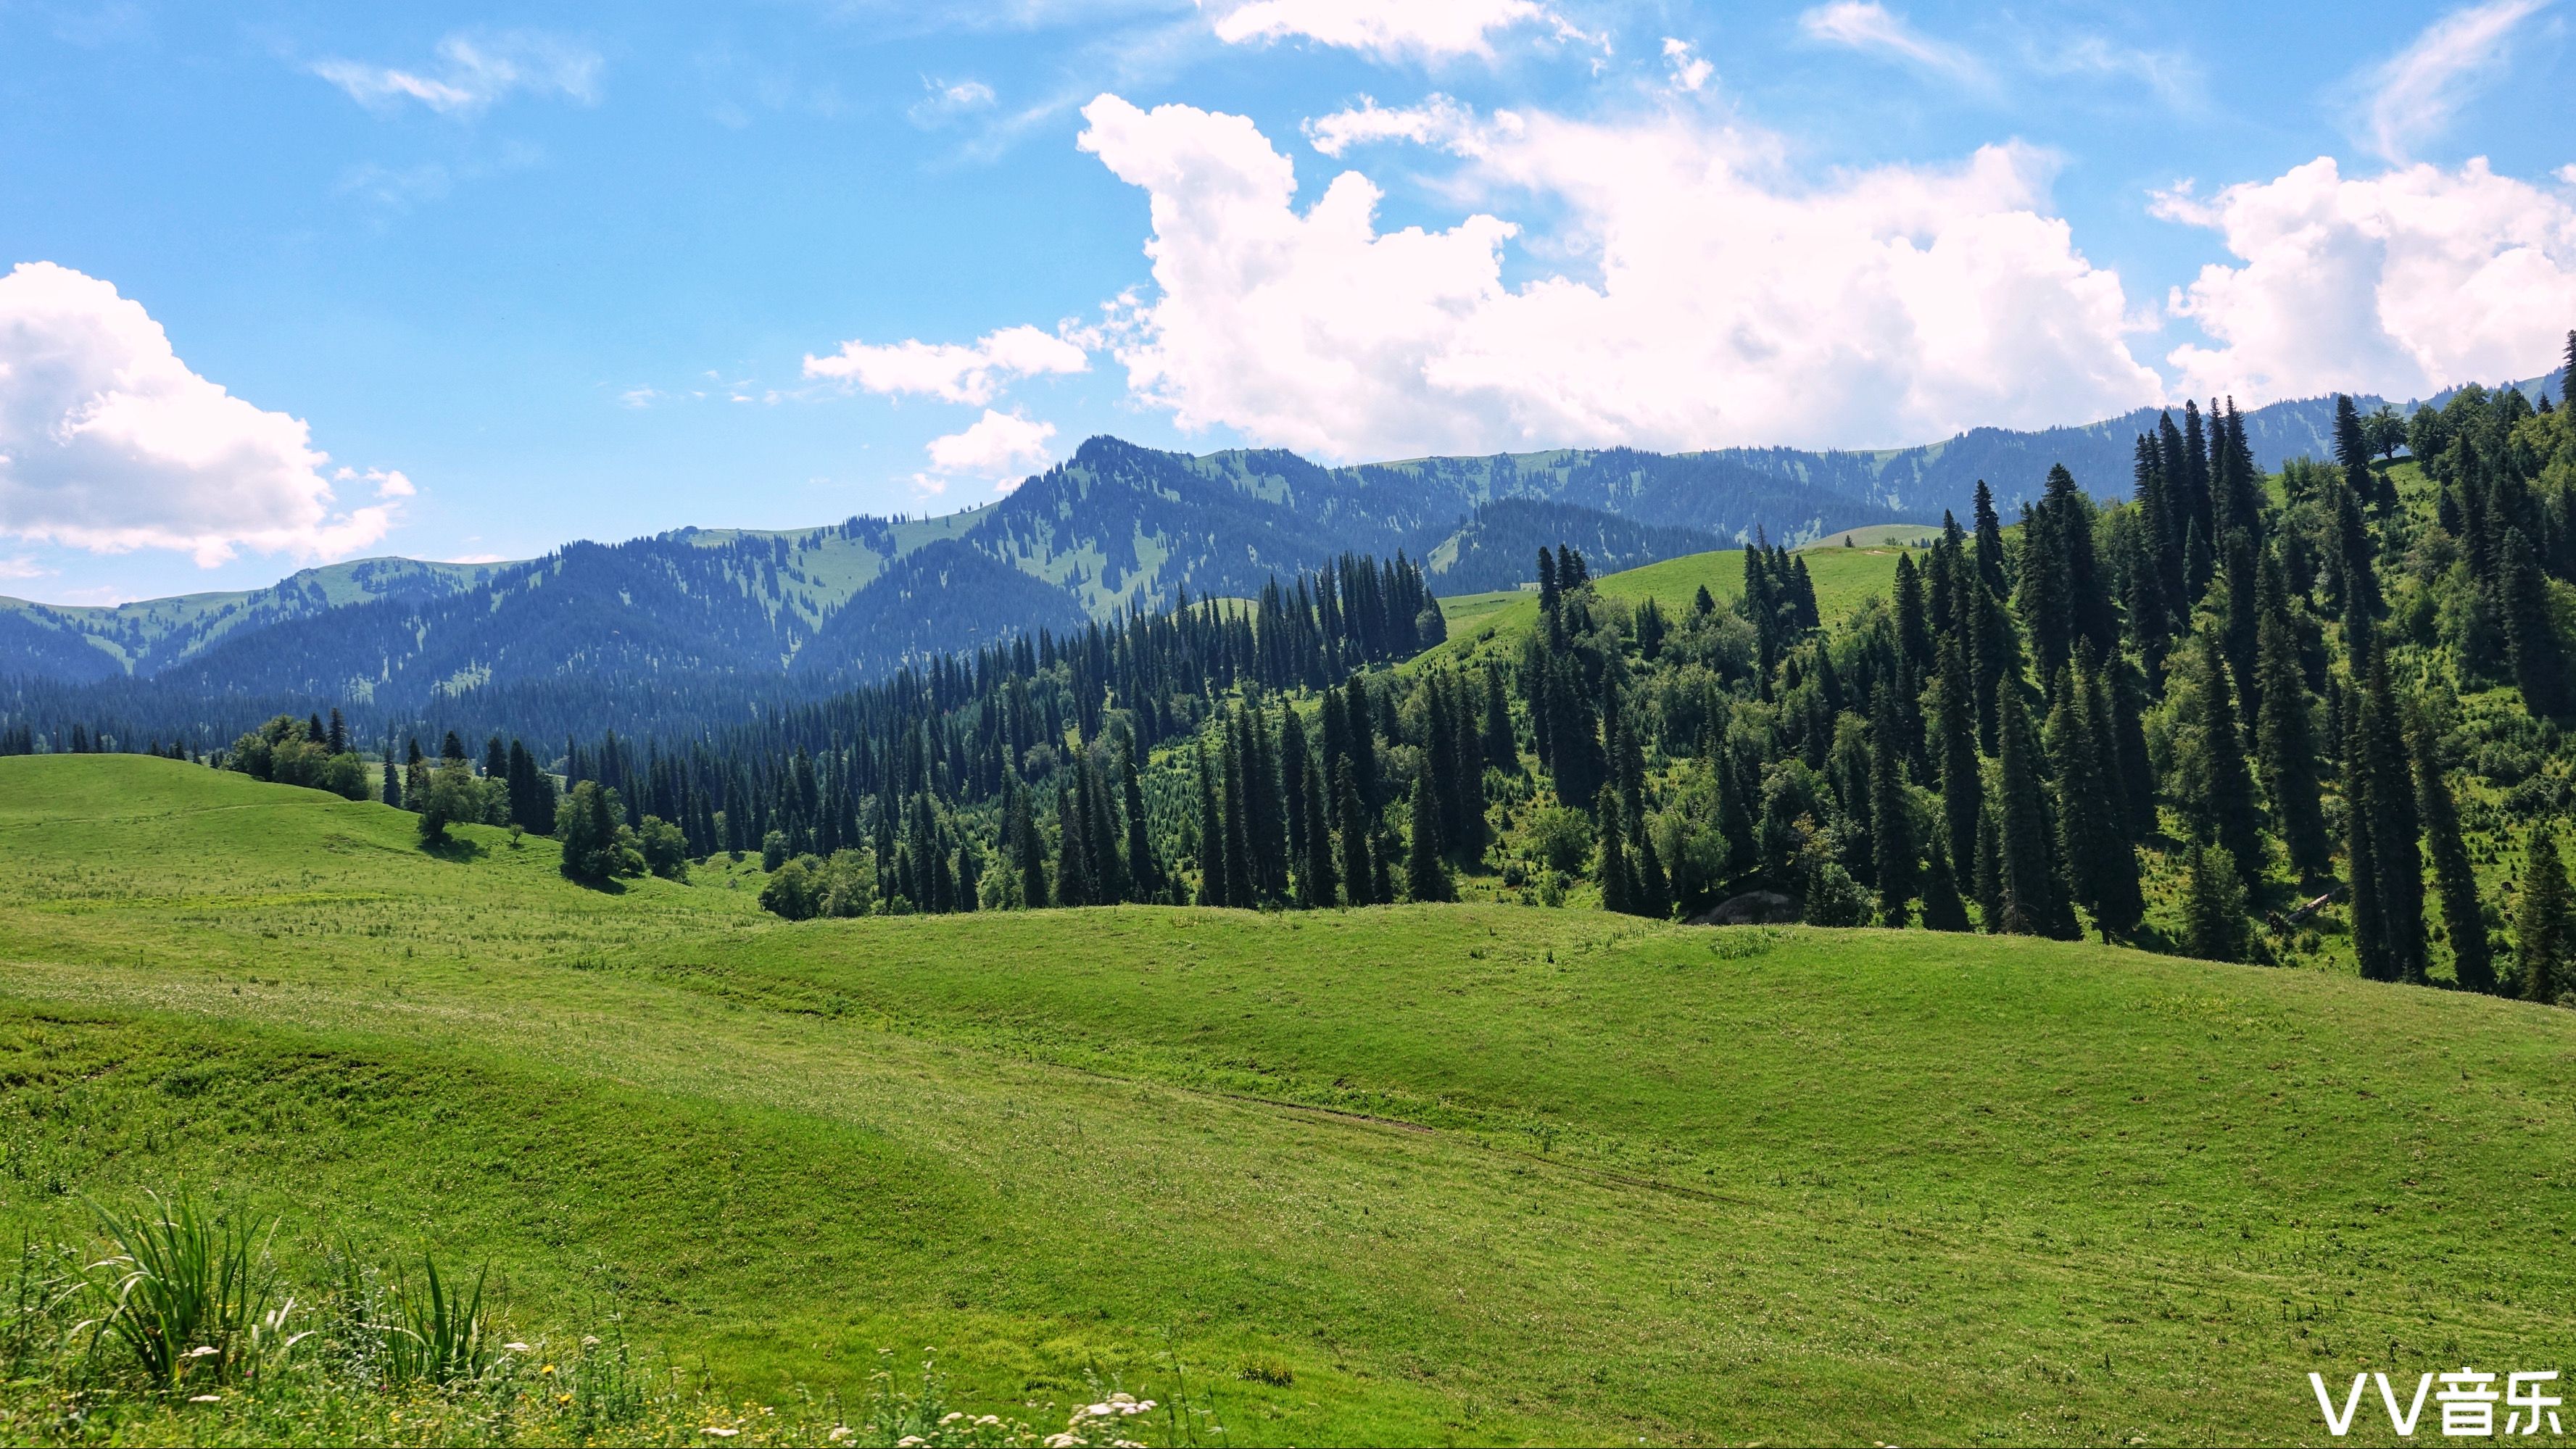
xmin=1335 ymin=757 xmax=1374 ymax=907
xmin=2254 ymin=555 xmax=2332 ymax=884
xmin=1935 ymin=634 xmax=1982 ymax=873
xmin=2180 ymin=842 xmax=2250 ymax=963
xmin=2051 ymin=657 xmax=2143 ymax=940
xmin=1920 ymin=840 xmax=1972 ymax=931
xmin=1054 ymin=785 xmax=1092 ymax=907
xmin=1995 ymin=684 xmax=2076 ymax=939
xmin=2185 ymin=628 xmax=2265 ymax=894
xmin=2501 ymin=527 xmax=2572 ymax=717
xmin=1869 ymin=687 xmax=1916 ymax=927
xmin=2356 ymin=649 xmax=2427 ymax=982
xmin=1482 ymin=661 xmax=1517 ymax=770
xmin=2519 ymin=825 xmax=2571 ymax=1003
xmin=2411 ymin=711 xmax=2495 ymax=994
xmin=1972 ymin=480 xmax=2008 ymax=600
xmin=1974 ymin=807 xmax=2003 ymax=929
xmin=1637 ymin=826 xmax=1672 ymax=920
xmin=1121 ymin=736 xmax=1159 ymax=900
xmin=1009 ymin=782 xmax=1040 ymax=905
xmin=1221 ymin=728 xmax=1255 ymax=910
xmin=1195 ymin=744 xmax=1227 ymax=908
xmin=1405 ymin=773 xmax=1454 ymax=902
xmin=1597 ymin=786 xmax=1633 ymax=915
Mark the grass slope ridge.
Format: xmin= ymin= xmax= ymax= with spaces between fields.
xmin=2 ymin=754 xmax=2572 ymax=1445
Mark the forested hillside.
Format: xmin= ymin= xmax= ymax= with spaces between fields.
xmin=6 ymin=383 xmax=2538 ymax=751
xmin=394 ymin=350 xmax=2576 ymax=1004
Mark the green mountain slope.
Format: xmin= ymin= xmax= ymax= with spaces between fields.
xmin=3 ymin=755 xmax=2569 ymax=1445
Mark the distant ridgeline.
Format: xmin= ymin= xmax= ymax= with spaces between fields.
xmin=3 ymin=381 xmax=2546 ymax=748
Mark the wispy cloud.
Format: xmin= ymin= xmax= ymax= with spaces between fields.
xmin=1798 ymin=1 xmax=1991 ymax=88
xmin=2354 ymin=0 xmax=2554 ymax=162
xmin=1661 ymin=38 xmax=1713 ymax=94
xmin=908 ymin=77 xmax=998 ymax=128
xmin=310 ymin=30 xmax=602 ymax=118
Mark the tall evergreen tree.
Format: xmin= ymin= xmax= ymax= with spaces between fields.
xmin=2411 ymin=710 xmax=2494 ymax=994
xmin=1195 ymin=744 xmax=1227 ymax=908
xmin=1921 ymin=839 xmax=1972 ymax=932
xmin=1869 ymin=688 xmax=1916 ymax=927
xmin=2519 ymin=824 xmax=2571 ymax=1003
xmin=1972 ymin=480 xmax=2008 ymax=600
xmin=1011 ymin=784 xmax=1048 ymax=908
xmin=1597 ymin=786 xmax=1633 ymax=915
xmin=1405 ymin=773 xmax=1454 ymax=902
xmin=1221 ymin=727 xmax=1256 ymax=909
xmin=2346 ymin=647 xmax=2427 ymax=982
xmin=2253 ymin=555 xmax=2331 ymax=884
xmin=2501 ymin=527 xmax=2572 ymax=716
xmin=1121 ymin=736 xmax=1159 ymax=900
xmin=2179 ymin=842 xmax=2250 ymax=963
xmin=1935 ymin=635 xmax=1983 ymax=874
xmin=1995 ymin=684 xmax=2076 ymax=939
xmin=1334 ymin=757 xmax=1374 ymax=907
xmin=2184 ymin=628 xmax=2265 ymax=893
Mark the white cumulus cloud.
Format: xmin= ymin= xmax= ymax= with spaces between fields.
xmin=803 ymin=325 xmax=1088 ymax=404
xmin=1073 ymin=92 xmax=2160 ymax=458
xmin=2353 ymin=0 xmax=2552 ymax=162
xmin=2157 ymin=156 xmax=2576 ymax=404
xmin=311 ymin=30 xmax=602 ymax=117
xmin=0 ymin=262 xmax=402 ymax=567
xmin=1201 ymin=0 xmax=1578 ymax=62
xmin=926 ymin=409 xmax=1061 ymax=483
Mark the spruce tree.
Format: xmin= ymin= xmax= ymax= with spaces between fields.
xmin=2411 ymin=712 xmax=2494 ymax=994
xmin=1195 ymin=744 xmax=1227 ymax=908
xmin=1055 ymin=785 xmax=1093 ymax=907
xmin=1935 ymin=635 xmax=1983 ymax=873
xmin=1995 ymin=684 xmax=2076 ymax=938
xmin=1335 ymin=758 xmax=1373 ymax=907
xmin=1920 ymin=840 xmax=1972 ymax=931
xmin=2254 ymin=554 xmax=2331 ymax=884
xmin=2180 ymin=842 xmax=2250 ymax=963
xmin=1405 ymin=773 xmax=1454 ymax=902
xmin=1637 ymin=826 xmax=1673 ymax=920
xmin=2185 ymin=628 xmax=2265 ymax=894
xmin=1121 ymin=737 xmax=1159 ymax=900
xmin=1482 ymin=661 xmax=1517 ymax=770
xmin=2519 ymin=824 xmax=2571 ymax=1003
xmin=2501 ymin=527 xmax=2572 ymax=717
xmin=1869 ymin=688 xmax=1916 ymax=926
xmin=1972 ymin=480 xmax=2008 ymax=599
xmin=1221 ymin=728 xmax=1256 ymax=910
xmin=2357 ymin=650 xmax=2428 ymax=982
xmin=1974 ymin=807 xmax=2003 ymax=929
xmin=1011 ymin=786 xmax=1048 ymax=908
xmin=1597 ymin=786 xmax=1633 ymax=915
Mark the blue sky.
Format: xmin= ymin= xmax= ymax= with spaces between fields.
xmin=1 ymin=0 xmax=2570 ymax=604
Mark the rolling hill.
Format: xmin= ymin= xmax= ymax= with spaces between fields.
xmin=1 ymin=754 xmax=2569 ymax=1445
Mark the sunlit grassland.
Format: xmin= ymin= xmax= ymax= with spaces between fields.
xmin=3 ymin=756 xmax=2574 ymax=1445
xmin=1433 ymin=544 xmax=1910 ymax=670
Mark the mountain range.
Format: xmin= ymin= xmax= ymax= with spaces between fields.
xmin=1 ymin=378 xmax=2550 ymax=742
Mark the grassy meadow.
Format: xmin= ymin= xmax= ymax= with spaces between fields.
xmin=1435 ymin=542 xmax=1913 ymax=663
xmin=2 ymin=754 xmax=2573 ymax=1445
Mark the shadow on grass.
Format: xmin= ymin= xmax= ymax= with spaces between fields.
xmin=417 ymin=834 xmax=485 ymax=863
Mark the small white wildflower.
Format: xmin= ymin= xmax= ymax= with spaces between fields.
xmin=827 ymin=1429 xmax=853 ymax=1442
xmin=503 ymin=1342 xmax=532 ymax=1353
xmin=1043 ymin=1436 xmax=1080 ymax=1449
xmin=940 ymin=1411 xmax=965 ymax=1424
xmin=702 ymin=1430 xmax=740 ymax=1440
xmin=977 ymin=1415 xmax=1001 ymax=1427
xmin=186 ymin=1345 xmax=220 ymax=1358
xmin=897 ymin=1437 xmax=926 ymax=1448
xmin=188 ymin=1394 xmax=221 ymax=1403
xmin=581 ymin=1335 xmax=601 ymax=1347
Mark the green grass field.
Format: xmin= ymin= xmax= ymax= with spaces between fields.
xmin=1436 ymin=544 xmax=1910 ymax=665
xmin=4 ymin=755 xmax=2572 ymax=1445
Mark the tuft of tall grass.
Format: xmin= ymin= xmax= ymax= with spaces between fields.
xmin=320 ymin=1247 xmax=494 ymax=1389
xmin=78 ymin=1190 xmax=301 ymax=1390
